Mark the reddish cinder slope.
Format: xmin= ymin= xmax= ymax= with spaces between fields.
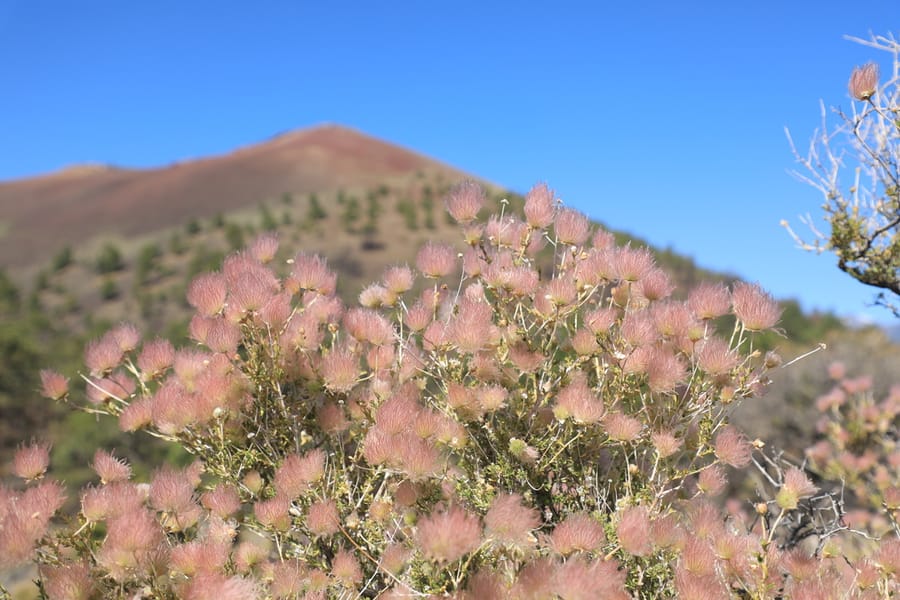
xmin=0 ymin=124 xmax=460 ymax=267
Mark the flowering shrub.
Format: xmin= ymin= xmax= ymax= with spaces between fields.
xmin=786 ymin=32 xmax=900 ymax=316
xmin=2 ymin=182 xmax=898 ymax=598
xmin=806 ymin=362 xmax=900 ymax=534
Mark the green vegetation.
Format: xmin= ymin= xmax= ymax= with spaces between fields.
xmin=51 ymin=246 xmax=72 ymax=272
xmin=94 ymin=242 xmax=124 ymax=273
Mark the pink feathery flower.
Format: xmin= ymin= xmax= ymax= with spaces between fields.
xmin=110 ymin=322 xmax=141 ymax=353
xmin=445 ymin=180 xmax=485 ymax=224
xmin=554 ymin=208 xmax=591 ymax=245
xmin=84 ymin=336 xmax=124 ymax=377
xmin=170 ymin=540 xmax=230 ymax=576
xmin=584 ymin=307 xmax=617 ymax=335
xmin=178 ymin=573 xmax=261 ymax=600
xmin=613 ymin=246 xmax=655 ymax=283
xmin=776 ymin=467 xmax=818 ymax=510
xmin=646 ymin=347 xmax=687 ymax=393
xmin=697 ymin=464 xmax=728 ymax=496
xmin=651 ymin=430 xmax=682 ymax=459
xmin=13 ymin=441 xmax=51 ymax=480
xmin=39 ymin=562 xmax=95 ymax=600
xmin=714 ymin=425 xmax=753 ymax=468
xmin=696 ymin=337 xmax=739 ymax=376
xmin=249 ymin=232 xmax=279 ymax=263
xmin=416 ymin=242 xmax=456 ymax=278
xmin=306 ymin=499 xmax=341 ymax=537
xmin=485 ymin=493 xmax=541 ymax=547
xmin=550 ymin=512 xmax=606 ymax=555
xmin=320 ymin=347 xmax=359 ymax=393
xmin=118 ymin=398 xmax=153 ymax=432
xmin=448 ymin=298 xmax=496 ymax=353
xmin=137 ymin=338 xmax=175 ymax=379
xmin=290 ymin=253 xmax=336 ymax=295
xmin=605 ymin=412 xmax=643 ymax=443
xmin=416 ymin=504 xmax=482 ymax=563
xmin=849 ymin=63 xmax=878 ymax=100
xmin=91 ymin=449 xmax=132 ymax=484
xmin=200 ymin=483 xmax=242 ymax=519
xmin=187 ymin=272 xmax=228 ymax=316
xmin=553 ymin=556 xmax=628 ymax=600
xmin=731 ymin=282 xmax=781 ymax=331
xmin=616 ymin=506 xmax=652 ymax=557
xmin=524 ymin=182 xmax=557 ymax=228
xmin=253 ymin=496 xmax=291 ymax=531
xmin=688 ymin=282 xmax=731 ymax=320
xmin=331 ymin=548 xmax=363 ymax=587
xmin=274 ymin=449 xmax=325 ymax=498
xmin=382 ymin=264 xmax=415 ymax=295
xmin=638 ymin=268 xmax=675 ymax=301
xmin=39 ymin=369 xmax=69 ymax=401
xmin=554 ymin=372 xmax=604 ymax=424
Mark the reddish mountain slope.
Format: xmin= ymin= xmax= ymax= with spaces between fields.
xmin=0 ymin=124 xmax=461 ymax=267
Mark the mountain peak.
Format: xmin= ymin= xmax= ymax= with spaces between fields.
xmin=0 ymin=125 xmax=465 ymax=267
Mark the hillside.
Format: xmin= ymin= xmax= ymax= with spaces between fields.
xmin=0 ymin=124 xmax=464 ymax=268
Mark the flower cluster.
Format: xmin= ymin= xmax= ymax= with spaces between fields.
xmin=3 ymin=182 xmax=895 ymax=598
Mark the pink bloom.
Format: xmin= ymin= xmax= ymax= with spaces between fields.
xmin=776 ymin=467 xmax=818 ymax=510
xmin=445 ymin=180 xmax=485 ymax=224
xmin=696 ymin=337 xmax=738 ymax=376
xmin=13 ymin=441 xmax=51 ymax=480
xmin=604 ymin=412 xmax=643 ymax=443
xmin=688 ymin=282 xmax=731 ymax=320
xmin=416 ymin=242 xmax=456 ymax=278
xmin=40 ymin=561 xmax=95 ymax=600
xmin=137 ymin=338 xmax=175 ymax=379
xmin=651 ymin=430 xmax=682 ymax=459
xmin=254 ymin=496 xmax=292 ymax=531
xmin=484 ymin=493 xmax=541 ymax=547
xmin=616 ymin=506 xmax=652 ymax=556
xmin=84 ymin=336 xmax=124 ymax=377
xmin=382 ymin=264 xmax=415 ymax=295
xmin=731 ymin=282 xmax=781 ymax=331
xmin=306 ymin=499 xmax=341 ymax=537
xmin=187 ymin=272 xmax=228 ymax=316
xmin=109 ymin=322 xmax=141 ymax=352
xmin=201 ymin=483 xmax=243 ymax=519
xmin=554 ymin=372 xmax=604 ymax=424
xmin=714 ymin=425 xmax=753 ymax=468
xmin=554 ymin=208 xmax=591 ymax=245
xmin=290 ymin=253 xmax=336 ymax=295
xmin=331 ymin=548 xmax=363 ymax=586
xmin=553 ymin=556 xmax=628 ymax=600
xmin=613 ymin=246 xmax=655 ymax=283
xmin=849 ymin=62 xmax=878 ymax=100
xmin=550 ymin=512 xmax=605 ymax=555
xmin=39 ymin=369 xmax=69 ymax=401
xmin=524 ymin=182 xmax=556 ymax=228
xmin=416 ymin=504 xmax=482 ymax=563
xmin=91 ymin=449 xmax=131 ymax=484
xmin=274 ymin=449 xmax=325 ymax=498
xmin=249 ymin=232 xmax=279 ymax=263
xmin=320 ymin=347 xmax=359 ymax=393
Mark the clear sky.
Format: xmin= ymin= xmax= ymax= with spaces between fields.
xmin=2 ymin=1 xmax=899 ymax=325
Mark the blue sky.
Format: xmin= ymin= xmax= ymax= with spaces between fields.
xmin=2 ymin=1 xmax=899 ymax=325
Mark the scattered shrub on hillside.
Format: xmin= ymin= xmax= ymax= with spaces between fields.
xmin=186 ymin=218 xmax=202 ymax=236
xmin=51 ymin=246 xmax=73 ymax=272
xmin=2 ymin=180 xmax=897 ymax=598
xmin=95 ymin=243 xmax=124 ymax=274
xmin=307 ymin=193 xmax=327 ymax=222
xmin=99 ymin=277 xmax=119 ymax=301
